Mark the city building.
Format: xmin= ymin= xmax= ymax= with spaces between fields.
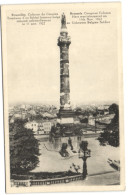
xmin=97 ymin=105 xmax=110 ymax=115
xmin=25 ymin=120 xmax=51 ymax=135
xmin=88 ymin=115 xmax=95 ymax=126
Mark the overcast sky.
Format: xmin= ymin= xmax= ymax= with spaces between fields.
xmin=5 ymin=4 xmax=120 ymax=106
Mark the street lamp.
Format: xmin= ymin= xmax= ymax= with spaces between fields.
xmin=79 ymin=141 xmax=91 ymax=179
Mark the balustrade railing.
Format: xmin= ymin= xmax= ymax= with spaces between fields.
xmin=11 ymin=174 xmax=83 ymax=187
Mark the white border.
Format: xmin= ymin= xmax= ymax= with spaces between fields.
xmin=0 ymin=0 xmax=129 ymax=194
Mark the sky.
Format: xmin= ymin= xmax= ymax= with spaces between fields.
xmin=4 ymin=4 xmax=120 ymax=106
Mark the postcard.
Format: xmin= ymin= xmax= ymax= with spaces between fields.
xmin=1 ymin=2 xmax=125 ymax=193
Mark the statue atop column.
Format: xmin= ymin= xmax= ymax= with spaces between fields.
xmin=61 ymin=13 xmax=67 ymax=29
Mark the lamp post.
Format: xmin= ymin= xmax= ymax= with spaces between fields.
xmin=79 ymin=141 xmax=91 ymax=179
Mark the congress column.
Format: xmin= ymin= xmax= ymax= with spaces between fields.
xmin=57 ymin=13 xmax=75 ymax=124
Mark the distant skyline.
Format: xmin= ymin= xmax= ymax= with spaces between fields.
xmin=9 ymin=100 xmax=118 ymax=108
xmin=6 ymin=8 xmax=119 ymax=106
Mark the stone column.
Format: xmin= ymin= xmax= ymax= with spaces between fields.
xmin=57 ymin=13 xmax=75 ymax=124
xmin=58 ymin=13 xmax=71 ymax=111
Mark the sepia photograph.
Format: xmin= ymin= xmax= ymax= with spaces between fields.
xmin=1 ymin=2 xmax=124 ymax=193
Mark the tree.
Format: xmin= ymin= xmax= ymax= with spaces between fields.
xmin=9 ymin=119 xmax=40 ymax=175
xmin=98 ymin=104 xmax=119 ymax=147
xmin=109 ymin=103 xmax=119 ymax=115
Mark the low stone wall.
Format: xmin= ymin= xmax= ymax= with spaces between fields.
xmin=11 ymin=174 xmax=83 ymax=187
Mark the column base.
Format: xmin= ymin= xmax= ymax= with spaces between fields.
xmin=57 ymin=109 xmax=75 ymax=124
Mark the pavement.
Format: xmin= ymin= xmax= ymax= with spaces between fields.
xmin=32 ymin=137 xmax=120 ymax=186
